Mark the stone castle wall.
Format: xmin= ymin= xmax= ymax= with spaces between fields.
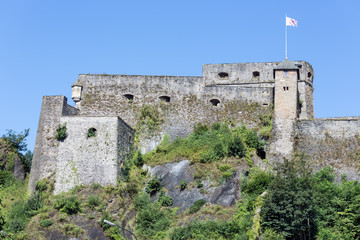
xmin=54 ymin=117 xmax=133 ymax=194
xmin=295 ymin=118 xmax=360 ymax=180
xmin=29 ymin=96 xmax=79 ymax=193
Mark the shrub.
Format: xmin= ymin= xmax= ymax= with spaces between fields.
xmin=189 ymin=199 xmax=206 ymax=214
xmin=40 ymin=219 xmax=53 ymax=227
xmin=158 ymin=193 xmax=173 ymax=207
xmin=62 ymin=223 xmax=84 ymax=237
xmin=136 ymin=203 xmax=171 ymax=238
xmin=54 ymin=195 xmax=81 ymax=214
xmin=244 ymin=130 xmax=264 ymax=150
xmin=25 ymin=191 xmax=43 ymax=216
xmin=228 ymin=135 xmax=246 ymax=158
xmin=193 ymin=123 xmax=209 ymax=135
xmin=134 ymin=150 xmax=144 ymax=167
xmin=35 ymin=179 xmax=47 ymax=192
xmin=87 ymin=195 xmax=100 ymax=209
xmin=145 ymin=177 xmax=162 ymax=196
xmin=55 ymin=124 xmax=67 ymax=141
xmin=5 ymin=201 xmax=29 ymax=233
xmin=180 ymin=180 xmax=187 ymax=191
xmin=241 ymin=168 xmax=273 ymax=196
xmin=222 ymin=171 xmax=233 ymax=180
xmin=134 ymin=193 xmax=151 ymax=210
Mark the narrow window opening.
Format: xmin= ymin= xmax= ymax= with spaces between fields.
xmin=283 ymin=87 xmax=289 ymax=91
xmin=218 ymin=72 xmax=229 ymax=79
xmin=252 ymin=71 xmax=260 ymax=78
xmin=87 ymin=128 xmax=97 ymax=138
xmin=284 ymin=70 xmax=288 ymax=77
xmin=123 ymin=94 xmax=134 ymax=102
xmin=263 ymin=103 xmax=268 ymax=106
xmin=210 ymin=99 xmax=220 ymax=106
xmin=159 ymin=96 xmax=170 ymax=102
xmin=296 ymin=64 xmax=302 ymax=69
xmin=307 ymin=72 xmax=312 ymax=78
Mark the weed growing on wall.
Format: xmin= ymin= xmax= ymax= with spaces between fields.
xmin=55 ymin=123 xmax=67 ymax=141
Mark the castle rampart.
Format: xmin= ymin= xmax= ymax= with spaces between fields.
xmin=29 ymin=59 xmax=360 ymax=194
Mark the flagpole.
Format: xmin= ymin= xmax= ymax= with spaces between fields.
xmin=285 ymin=14 xmax=288 ymax=59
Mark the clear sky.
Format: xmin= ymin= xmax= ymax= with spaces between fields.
xmin=1 ymin=0 xmax=359 ymax=152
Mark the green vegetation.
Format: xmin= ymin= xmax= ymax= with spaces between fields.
xmin=145 ymin=122 xmax=264 ymax=166
xmin=189 ymin=199 xmax=206 ymax=214
xmin=1 ymin=129 xmax=29 ymax=152
xmin=55 ymin=123 xmax=67 ymax=141
xmin=1 ymin=125 xmax=360 ymax=239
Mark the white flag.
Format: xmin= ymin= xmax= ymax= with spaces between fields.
xmin=286 ymin=17 xmax=298 ymax=27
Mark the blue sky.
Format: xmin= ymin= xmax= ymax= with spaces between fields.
xmin=1 ymin=0 xmax=359 ymax=151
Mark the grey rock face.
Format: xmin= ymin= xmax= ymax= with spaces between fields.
xmin=149 ymin=160 xmax=240 ymax=212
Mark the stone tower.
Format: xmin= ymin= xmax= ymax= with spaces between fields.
xmin=271 ymin=58 xmax=299 ymax=158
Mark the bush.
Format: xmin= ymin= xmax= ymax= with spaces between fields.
xmin=244 ymin=129 xmax=264 ymax=150
xmin=170 ymin=220 xmax=242 ymax=240
xmin=134 ymin=150 xmax=144 ymax=167
xmin=54 ymin=195 xmax=81 ymax=214
xmin=189 ymin=199 xmax=206 ymax=214
xmin=87 ymin=195 xmax=100 ymax=209
xmin=158 ymin=193 xmax=173 ymax=207
xmin=5 ymin=201 xmax=29 ymax=233
xmin=193 ymin=123 xmax=209 ymax=135
xmin=145 ymin=177 xmax=162 ymax=196
xmin=55 ymin=124 xmax=67 ymax=141
xmin=40 ymin=219 xmax=53 ymax=227
xmin=135 ymin=203 xmax=171 ymax=238
xmin=228 ymin=135 xmax=246 ymax=158
xmin=241 ymin=168 xmax=273 ymax=196
xmin=180 ymin=180 xmax=187 ymax=191
xmin=134 ymin=193 xmax=151 ymax=210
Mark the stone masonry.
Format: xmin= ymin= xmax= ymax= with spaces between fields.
xmin=29 ymin=59 xmax=360 ymax=193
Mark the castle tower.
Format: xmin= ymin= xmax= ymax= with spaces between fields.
xmin=271 ymin=58 xmax=299 ymax=158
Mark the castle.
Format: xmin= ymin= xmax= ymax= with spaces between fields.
xmin=28 ymin=59 xmax=360 ymax=194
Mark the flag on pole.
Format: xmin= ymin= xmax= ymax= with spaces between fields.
xmin=286 ymin=17 xmax=298 ymax=27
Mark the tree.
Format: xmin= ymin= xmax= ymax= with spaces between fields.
xmin=1 ymin=129 xmax=29 ymax=152
xmin=261 ymin=155 xmax=317 ymax=240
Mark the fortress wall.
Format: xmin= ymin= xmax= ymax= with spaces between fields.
xmin=29 ymin=96 xmax=75 ymax=193
xmin=77 ymin=74 xmax=274 ymax=152
xmin=203 ymin=62 xmax=278 ymax=85
xmin=203 ymin=61 xmax=313 ymax=86
xmin=54 ymin=117 xmax=130 ymax=194
xmin=295 ymin=118 xmax=360 ymax=181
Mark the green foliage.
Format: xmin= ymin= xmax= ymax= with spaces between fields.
xmin=87 ymin=128 xmax=96 ymax=138
xmin=228 ymin=135 xmax=246 ymax=158
xmin=1 ymin=129 xmax=29 ymax=152
xmin=5 ymin=201 xmax=28 ymax=233
xmin=134 ymin=193 xmax=151 ymax=210
xmin=136 ymin=105 xmax=164 ymax=135
xmin=55 ymin=124 xmax=67 ymax=141
xmin=135 ymin=198 xmax=171 ymax=238
xmin=241 ymin=167 xmax=273 ymax=196
xmin=62 ymin=223 xmax=84 ymax=237
xmin=145 ymin=122 xmax=265 ymax=166
xmin=158 ymin=193 xmax=173 ymax=207
xmin=261 ymin=156 xmax=316 ymax=239
xmin=145 ymin=177 xmax=162 ymax=196
xmin=179 ymin=180 xmax=187 ymax=191
xmin=39 ymin=219 xmax=53 ymax=227
xmin=0 ymin=170 xmax=12 ymax=187
xmin=22 ymin=150 xmax=32 ymax=173
xmin=189 ymin=199 xmax=206 ymax=214
xmin=133 ymin=150 xmax=144 ymax=167
xmin=35 ymin=179 xmax=47 ymax=192
xmin=170 ymin=220 xmax=243 ymax=240
xmin=87 ymin=195 xmax=100 ymax=209
xmin=54 ymin=195 xmax=81 ymax=214
xmin=4 ymin=191 xmax=43 ymax=233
